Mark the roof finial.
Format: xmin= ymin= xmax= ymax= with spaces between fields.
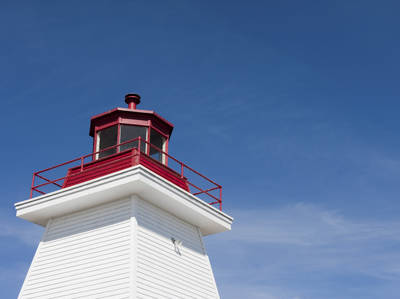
xmin=125 ymin=93 xmax=141 ymax=109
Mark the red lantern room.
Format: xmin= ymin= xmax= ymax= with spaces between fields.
xmin=29 ymin=93 xmax=222 ymax=210
xmin=89 ymin=94 xmax=173 ymax=162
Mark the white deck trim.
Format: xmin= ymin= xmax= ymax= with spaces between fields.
xmin=15 ymin=165 xmax=233 ymax=236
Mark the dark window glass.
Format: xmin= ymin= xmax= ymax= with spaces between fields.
xmin=98 ymin=125 xmax=118 ymax=159
xmin=150 ymin=129 xmax=166 ymax=163
xmin=120 ymin=125 xmax=147 ymax=152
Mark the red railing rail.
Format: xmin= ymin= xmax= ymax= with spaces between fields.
xmin=30 ymin=137 xmax=222 ymax=210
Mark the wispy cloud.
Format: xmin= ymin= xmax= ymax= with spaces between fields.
xmin=0 ymin=210 xmax=44 ymax=297
xmin=222 ymin=203 xmax=400 ymax=246
xmin=0 ymin=212 xmax=43 ymax=246
xmin=206 ymin=203 xmax=400 ymax=299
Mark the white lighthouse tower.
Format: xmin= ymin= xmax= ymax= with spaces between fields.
xmin=15 ymin=94 xmax=233 ymax=298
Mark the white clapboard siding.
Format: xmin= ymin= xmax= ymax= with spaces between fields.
xmin=134 ymin=198 xmax=220 ymax=299
xmin=19 ymin=198 xmax=132 ymax=299
xmin=19 ymin=195 xmax=221 ymax=298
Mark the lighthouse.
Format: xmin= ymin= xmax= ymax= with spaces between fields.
xmin=15 ymin=94 xmax=233 ymax=298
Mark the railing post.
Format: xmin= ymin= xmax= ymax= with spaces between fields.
xmin=180 ymin=163 xmax=184 ymax=178
xmin=146 ymin=128 xmax=150 ymax=155
xmin=80 ymin=157 xmax=84 ymax=172
xmin=30 ymin=173 xmax=35 ymax=198
xmin=138 ymin=136 xmax=141 ymax=154
xmin=219 ymin=187 xmax=222 ymax=211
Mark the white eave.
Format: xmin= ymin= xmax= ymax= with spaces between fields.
xmin=15 ymin=165 xmax=233 ymax=236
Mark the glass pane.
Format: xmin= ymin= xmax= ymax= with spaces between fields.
xmin=120 ymin=125 xmax=147 ymax=152
xmin=98 ymin=125 xmax=118 ymax=159
xmin=150 ymin=129 xmax=166 ymax=163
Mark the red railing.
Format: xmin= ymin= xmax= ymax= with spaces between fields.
xmin=30 ymin=137 xmax=222 ymax=210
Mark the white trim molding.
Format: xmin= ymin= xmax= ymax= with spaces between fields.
xmin=15 ymin=165 xmax=233 ymax=236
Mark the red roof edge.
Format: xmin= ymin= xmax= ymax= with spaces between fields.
xmin=89 ymin=107 xmax=174 ymax=137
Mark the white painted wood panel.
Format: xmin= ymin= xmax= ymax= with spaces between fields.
xmin=19 ymin=194 xmax=222 ymax=298
xmin=19 ymin=198 xmax=132 ymax=299
xmin=134 ymin=198 xmax=220 ymax=299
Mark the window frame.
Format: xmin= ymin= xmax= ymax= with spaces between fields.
xmin=95 ymin=124 xmax=119 ymax=159
xmin=149 ymin=126 xmax=168 ymax=164
xmin=119 ymin=124 xmax=148 ymax=153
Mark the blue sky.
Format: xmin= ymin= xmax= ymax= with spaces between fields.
xmin=1 ymin=1 xmax=400 ymax=298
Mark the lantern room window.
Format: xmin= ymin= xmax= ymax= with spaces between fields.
xmin=150 ymin=129 xmax=166 ymax=163
xmin=96 ymin=125 xmax=150 ymax=159
xmin=120 ymin=125 xmax=147 ymax=152
xmin=97 ymin=125 xmax=118 ymax=159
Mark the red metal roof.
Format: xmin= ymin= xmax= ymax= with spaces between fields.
xmin=89 ymin=107 xmax=174 ymax=137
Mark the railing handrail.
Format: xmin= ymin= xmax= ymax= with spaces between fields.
xmin=30 ymin=136 xmax=222 ymax=210
xmin=35 ymin=136 xmax=143 ymax=175
xmin=144 ymin=141 xmax=222 ymax=187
